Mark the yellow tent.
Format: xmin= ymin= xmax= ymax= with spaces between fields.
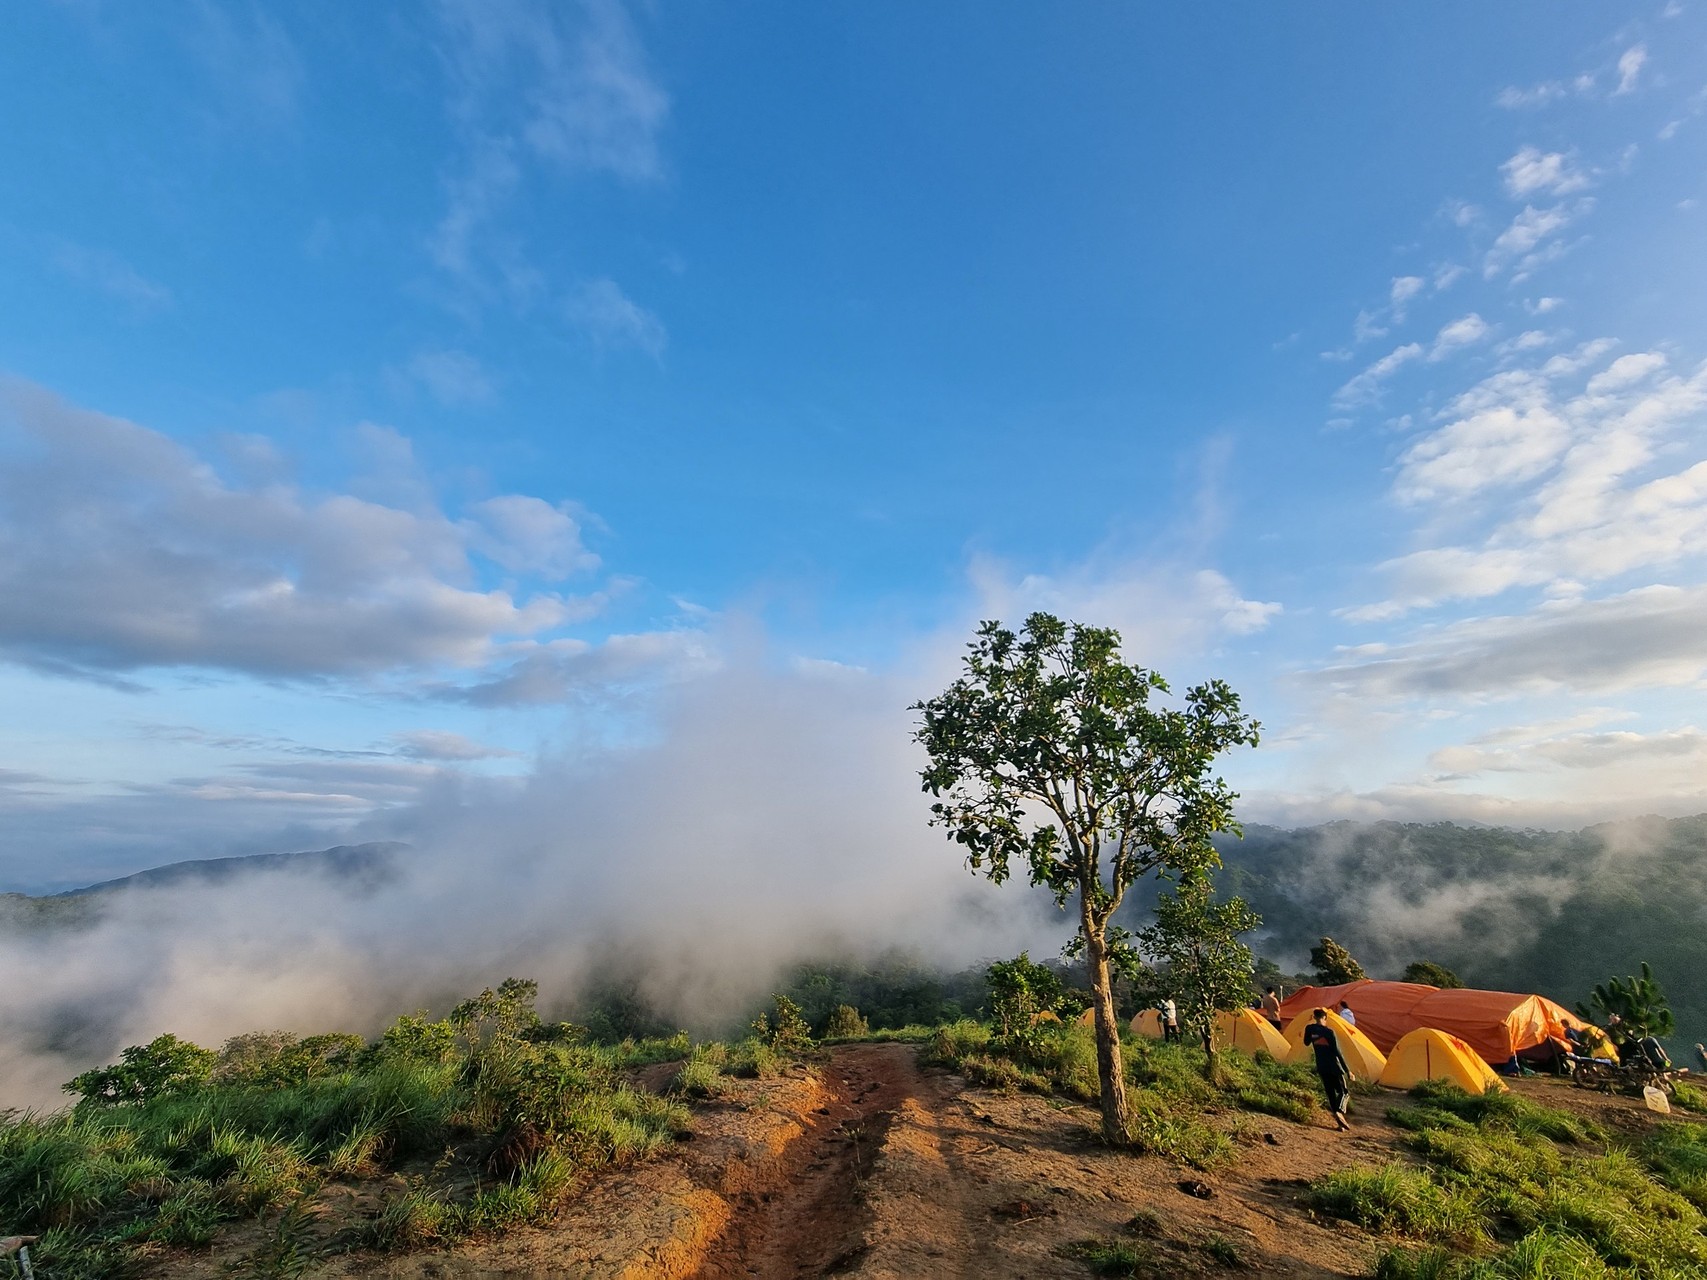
xmin=1028 ymin=1009 xmax=1061 ymax=1026
xmin=1379 ymin=1027 xmax=1507 ymax=1095
xmin=1075 ymin=1007 xmax=1096 ymax=1029
xmin=1212 ymin=1008 xmax=1290 ymax=1059
xmin=1130 ymin=1009 xmax=1164 ymax=1039
xmin=1282 ymin=1009 xmax=1388 ymax=1081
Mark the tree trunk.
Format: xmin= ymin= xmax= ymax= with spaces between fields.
xmin=1082 ymin=913 xmax=1133 ymax=1145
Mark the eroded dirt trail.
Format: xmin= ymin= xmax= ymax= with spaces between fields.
xmin=690 ymin=1043 xmax=956 ymax=1279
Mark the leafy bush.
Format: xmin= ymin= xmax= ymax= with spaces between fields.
xmin=822 ymin=1004 xmax=870 ymax=1039
xmin=65 ymin=1034 xmax=217 ymax=1109
xmin=3 ymin=976 xmax=700 ymax=1276
xmin=751 ymin=994 xmax=814 ymax=1055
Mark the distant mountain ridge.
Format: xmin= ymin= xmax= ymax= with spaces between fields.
xmin=56 ymin=841 xmax=407 ymax=897
xmin=0 ymin=841 xmax=406 ymax=929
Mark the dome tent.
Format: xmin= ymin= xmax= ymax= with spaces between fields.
xmin=1212 ymin=1008 xmax=1290 ymax=1059
xmin=1380 ymin=1027 xmax=1507 ymax=1095
xmin=1277 ymin=980 xmax=1597 ymax=1065
xmin=1130 ymin=1009 xmax=1164 ymax=1039
xmin=1282 ymin=1008 xmax=1388 ymax=1081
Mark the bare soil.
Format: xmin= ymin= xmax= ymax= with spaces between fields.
xmin=146 ymin=1047 xmax=1702 ymax=1280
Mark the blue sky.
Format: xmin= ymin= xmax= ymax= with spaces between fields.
xmin=3 ymin=2 xmax=1707 ymax=890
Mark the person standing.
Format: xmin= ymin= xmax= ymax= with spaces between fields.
xmin=1336 ymin=1000 xmax=1357 ymax=1027
xmin=1161 ymin=997 xmax=1180 ymax=1044
xmin=1303 ymin=1008 xmax=1353 ymax=1131
xmin=1261 ymin=987 xmax=1283 ymax=1029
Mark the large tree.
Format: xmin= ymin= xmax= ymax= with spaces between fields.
xmin=914 ymin=613 xmax=1259 ymax=1143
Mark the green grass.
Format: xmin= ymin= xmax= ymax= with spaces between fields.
xmin=0 ymin=981 xmax=699 ymax=1278
xmin=1319 ymin=1080 xmax=1707 ymax=1278
xmin=1062 ymin=1237 xmax=1153 ymax=1275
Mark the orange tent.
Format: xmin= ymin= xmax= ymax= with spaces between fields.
xmin=1277 ymin=980 xmax=1595 ymax=1065
xmin=1075 ymin=1008 xmax=1095 ymax=1029
xmin=1281 ymin=1009 xmax=1387 ymax=1081
xmin=1212 ymin=1008 xmax=1290 ymax=1059
xmin=1130 ymin=1009 xmax=1164 ymax=1039
xmin=1380 ymin=1028 xmax=1507 ymax=1095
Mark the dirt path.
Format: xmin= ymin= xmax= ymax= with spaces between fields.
xmin=690 ymin=1042 xmax=956 ymax=1279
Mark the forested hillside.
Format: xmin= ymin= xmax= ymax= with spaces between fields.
xmin=1210 ymin=814 xmax=1707 ymax=1051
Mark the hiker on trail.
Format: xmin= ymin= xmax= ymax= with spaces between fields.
xmin=1161 ymin=998 xmax=1180 ymax=1043
xmin=1336 ymin=1000 xmax=1356 ymax=1027
xmin=1303 ymin=1008 xmax=1353 ymax=1132
xmin=1261 ymin=987 xmax=1283 ymax=1028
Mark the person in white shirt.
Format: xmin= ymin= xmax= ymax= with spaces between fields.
xmin=1337 ymin=1000 xmax=1357 ymax=1027
xmin=1161 ymin=998 xmax=1180 ymax=1043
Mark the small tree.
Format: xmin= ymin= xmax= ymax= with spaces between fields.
xmin=1402 ymin=961 xmax=1463 ymax=989
xmin=752 ymin=994 xmax=814 ymax=1054
xmin=822 ymin=1005 xmax=869 ymax=1039
xmin=985 ymin=952 xmax=1066 ymax=1036
xmin=1310 ymin=937 xmax=1367 ymax=986
xmin=65 ymin=1033 xmax=216 ymax=1108
xmin=915 ymin=613 xmax=1258 ymax=1144
xmin=1579 ymin=961 xmax=1674 ymax=1042
xmin=1141 ymin=871 xmax=1260 ymax=1077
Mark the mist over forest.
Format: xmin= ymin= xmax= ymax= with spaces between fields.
xmin=6 ymin=804 xmax=1702 ymax=1112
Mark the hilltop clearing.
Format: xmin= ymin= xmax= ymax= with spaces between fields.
xmin=95 ymin=1036 xmax=1707 ymax=1279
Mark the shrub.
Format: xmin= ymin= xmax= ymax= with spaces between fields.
xmin=1062 ymin=1238 xmax=1150 ymax=1276
xmin=822 ymin=1005 xmax=870 ymax=1039
xmin=65 ymin=1034 xmax=217 ymax=1109
xmin=751 ymin=994 xmax=814 ymax=1055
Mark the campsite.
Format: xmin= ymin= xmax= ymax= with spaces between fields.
xmin=7 ymin=2 xmax=1707 ymax=1277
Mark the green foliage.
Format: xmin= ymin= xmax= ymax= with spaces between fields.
xmin=1578 ymin=960 xmax=1675 ymax=1042
xmin=1062 ymin=1238 xmax=1152 ymax=1275
xmin=1403 ymin=961 xmax=1464 ymax=989
xmin=375 ymin=1013 xmax=458 ymax=1064
xmin=1308 ymin=936 xmax=1366 ymax=985
xmin=1335 ymin=1078 xmax=1707 ymax=1277
xmin=985 ymin=952 xmax=1066 ymax=1036
xmin=914 ymin=612 xmax=1258 ymax=1144
xmin=774 ymin=955 xmax=984 ymax=1031
xmin=1306 ymin=1164 xmax=1486 ymax=1243
xmin=64 ymin=1033 xmax=217 ymax=1108
xmin=750 ymin=994 xmax=814 ymax=1055
xmin=1140 ymin=871 xmax=1260 ymax=1057
xmin=6 ymin=977 xmax=697 ymax=1277
xmin=821 ymin=1004 xmax=869 ymax=1040
xmin=1202 ymin=1233 xmax=1244 ymax=1267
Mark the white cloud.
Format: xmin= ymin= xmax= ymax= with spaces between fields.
xmin=1390 ymin=276 xmax=1425 ymax=308
xmin=1315 ymin=584 xmax=1707 ymax=698
xmin=49 ymin=241 xmax=172 ymax=312
xmin=1350 ymin=350 xmax=1707 ymax=614
xmin=564 ymin=278 xmax=667 ymax=357
xmin=402 ymin=349 xmax=496 ymax=406
xmin=1500 ymin=147 xmax=1592 ymax=199
xmin=1615 ymin=44 xmax=1648 ymax=95
xmin=1428 ymin=313 xmax=1491 ymax=361
xmin=389 ymin=729 xmax=520 ymax=761
xmin=1484 ymin=203 xmax=1589 ymax=278
xmin=427 ymin=0 xmax=670 ymax=301
xmin=1525 ymin=296 xmax=1564 ymax=316
xmin=461 ymin=495 xmax=600 ymax=579
xmin=1332 ymin=342 xmax=1424 ymax=409
xmin=437 ymin=0 xmax=669 ymax=183
xmin=1394 ymin=402 xmax=1569 ymax=504
xmin=0 ymin=379 xmax=605 ymax=683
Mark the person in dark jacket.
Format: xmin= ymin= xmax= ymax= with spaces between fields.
xmin=1302 ymin=1008 xmax=1353 ymax=1131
